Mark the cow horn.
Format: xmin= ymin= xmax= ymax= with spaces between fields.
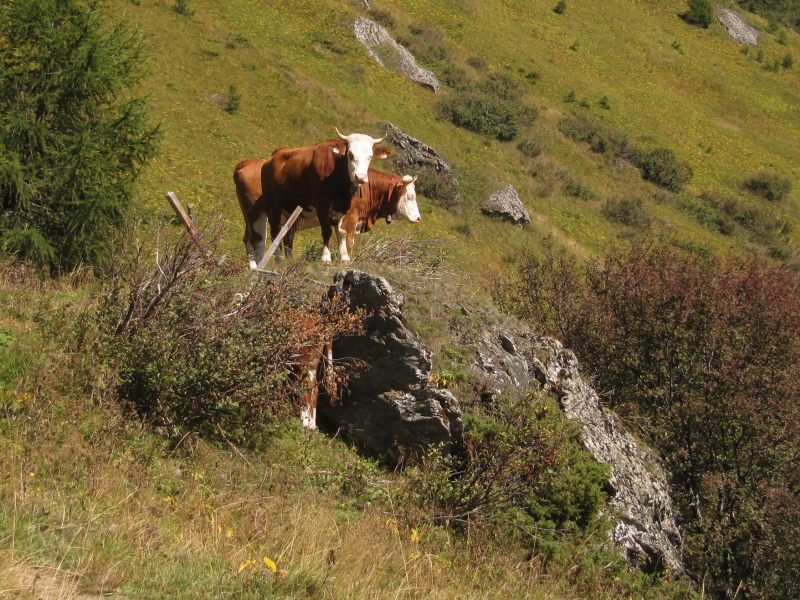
xmin=372 ymin=136 xmax=385 ymax=144
xmin=335 ymin=127 xmax=348 ymax=140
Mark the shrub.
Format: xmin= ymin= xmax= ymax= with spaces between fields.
xmin=684 ymin=0 xmax=713 ymax=27
xmin=83 ymin=230 xmax=359 ymax=446
xmin=630 ymin=147 xmax=692 ymax=191
xmin=403 ymin=391 xmax=606 ymax=529
xmin=173 ymin=0 xmax=194 ymax=17
xmin=406 ymin=164 xmax=461 ymax=210
xmin=783 ymin=53 xmax=794 ymax=69
xmin=466 ymin=56 xmax=486 ymax=70
xmin=479 ymin=72 xmax=524 ymax=102
xmin=563 ymin=90 xmax=577 ymax=103
xmin=602 ymin=197 xmax=651 ymax=229
xmin=224 ymin=84 xmax=241 ymax=114
xmin=437 ymin=93 xmax=520 ymax=141
xmin=517 ymin=138 xmax=543 ymax=158
xmin=598 ymin=95 xmax=611 ymax=110
xmin=744 ymin=171 xmax=792 ymax=201
xmin=0 ymin=0 xmax=159 ymax=273
xmin=440 ymin=64 xmax=473 ymax=91
xmin=676 ymin=194 xmax=733 ymax=235
xmin=553 ymin=0 xmax=567 ymax=14
xmin=367 ymin=8 xmax=395 ymax=29
xmin=497 ymin=242 xmax=800 ymax=600
xmin=564 ymin=179 xmax=595 ymax=201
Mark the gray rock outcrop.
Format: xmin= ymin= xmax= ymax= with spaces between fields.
xmin=718 ymin=9 xmax=759 ymax=45
xmin=481 ymin=184 xmax=531 ymax=225
xmin=472 ymin=328 xmax=684 ymax=575
xmin=352 ymin=17 xmax=440 ymax=93
xmin=321 ymin=270 xmax=463 ymax=464
xmin=382 ymin=122 xmax=454 ymax=173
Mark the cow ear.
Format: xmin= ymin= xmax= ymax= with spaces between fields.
xmin=374 ymin=146 xmax=393 ymax=160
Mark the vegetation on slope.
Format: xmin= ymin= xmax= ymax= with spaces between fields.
xmin=497 ymin=241 xmax=800 ymax=599
xmin=2 ymin=0 xmax=800 ymax=597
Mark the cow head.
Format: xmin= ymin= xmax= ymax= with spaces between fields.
xmin=394 ymin=175 xmax=421 ymax=223
xmin=334 ymin=127 xmax=392 ymax=185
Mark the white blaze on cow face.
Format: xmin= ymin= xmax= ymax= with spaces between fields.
xmin=336 ymin=128 xmax=385 ymax=185
xmin=395 ymin=175 xmax=421 ymax=223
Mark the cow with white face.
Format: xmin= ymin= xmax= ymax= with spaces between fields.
xmin=335 ymin=127 xmax=378 ymax=185
xmin=234 ymin=129 xmax=393 ymax=269
xmin=335 ymin=171 xmax=421 ymax=263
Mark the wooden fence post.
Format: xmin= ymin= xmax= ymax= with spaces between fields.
xmin=255 ymin=205 xmax=304 ymax=271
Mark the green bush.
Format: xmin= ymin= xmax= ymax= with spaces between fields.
xmin=479 ymin=72 xmax=524 ymax=101
xmin=564 ymin=179 xmax=596 ymax=201
xmin=602 ymin=197 xmax=651 ymax=229
xmin=744 ymin=171 xmax=793 ymax=201
xmin=631 ymin=147 xmax=693 ymax=191
xmin=173 ymin=0 xmax=194 ymax=17
xmin=404 ymin=391 xmax=606 ymax=529
xmin=553 ymin=0 xmax=567 ymax=14
xmin=684 ymin=0 xmax=713 ymax=27
xmin=783 ymin=53 xmax=794 ymax=69
xmin=224 ymin=84 xmax=241 ymax=114
xmin=409 ymin=164 xmax=461 ymax=210
xmin=517 ymin=138 xmax=543 ymax=158
xmin=437 ymin=93 xmax=520 ymax=141
xmin=83 ymin=231 xmax=358 ymax=446
xmin=0 ymin=0 xmax=159 ymax=273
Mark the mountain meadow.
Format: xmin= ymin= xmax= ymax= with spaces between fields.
xmin=1 ymin=0 xmax=799 ymax=599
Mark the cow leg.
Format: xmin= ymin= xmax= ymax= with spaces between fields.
xmin=335 ymin=226 xmax=350 ymax=264
xmin=318 ymin=211 xmax=334 ymax=264
xmin=282 ymin=227 xmax=295 ymax=261
xmin=249 ymin=211 xmax=267 ymax=270
xmin=300 ymin=350 xmax=321 ymax=430
xmin=267 ymin=209 xmax=283 ymax=263
xmin=338 ymin=213 xmax=360 ymax=263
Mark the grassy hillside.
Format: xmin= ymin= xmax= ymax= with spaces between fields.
xmin=107 ymin=0 xmax=799 ymax=269
xmin=3 ymin=0 xmax=800 ymax=597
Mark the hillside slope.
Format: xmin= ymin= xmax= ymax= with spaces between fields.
xmin=108 ymin=0 xmax=799 ymax=270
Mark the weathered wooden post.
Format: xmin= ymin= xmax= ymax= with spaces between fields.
xmin=254 ymin=205 xmax=303 ymax=272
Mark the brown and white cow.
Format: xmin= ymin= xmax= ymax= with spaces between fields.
xmin=334 ymin=169 xmax=420 ymax=262
xmin=235 ymin=129 xmax=392 ymax=269
xmin=235 ymin=161 xmax=420 ymax=265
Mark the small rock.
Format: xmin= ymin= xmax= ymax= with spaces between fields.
xmin=481 ymin=184 xmax=531 ymax=226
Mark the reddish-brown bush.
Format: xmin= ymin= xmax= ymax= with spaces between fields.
xmin=496 ymin=241 xmax=800 ymax=599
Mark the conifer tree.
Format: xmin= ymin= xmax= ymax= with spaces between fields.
xmin=0 ymin=0 xmax=159 ymax=273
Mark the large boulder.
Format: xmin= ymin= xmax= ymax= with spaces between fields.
xmin=472 ymin=327 xmax=684 ymax=575
xmin=352 ymin=17 xmax=440 ymax=93
xmin=321 ymin=270 xmax=463 ymax=465
xmin=718 ymin=9 xmax=759 ymax=46
xmin=481 ymin=184 xmax=531 ymax=225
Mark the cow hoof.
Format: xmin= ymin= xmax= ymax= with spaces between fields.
xmin=321 ymin=256 xmax=332 ymax=264
xmin=340 ymin=257 xmax=351 ymax=264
